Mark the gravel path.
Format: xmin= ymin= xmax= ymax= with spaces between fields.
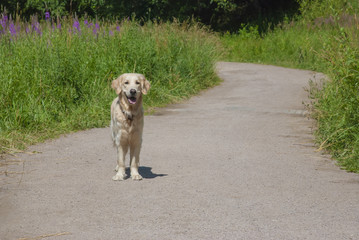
xmin=1 ymin=62 xmax=359 ymax=240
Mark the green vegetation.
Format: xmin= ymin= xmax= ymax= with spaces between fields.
xmin=0 ymin=17 xmax=221 ymax=153
xmin=222 ymin=23 xmax=330 ymax=71
xmin=2 ymin=0 xmax=359 ymax=173
xmin=222 ymin=0 xmax=359 ymax=172
xmin=2 ymin=0 xmax=299 ymax=31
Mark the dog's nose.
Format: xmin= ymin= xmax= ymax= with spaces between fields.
xmin=130 ymin=89 xmax=137 ymax=95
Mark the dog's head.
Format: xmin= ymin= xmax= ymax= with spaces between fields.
xmin=111 ymin=73 xmax=151 ymax=105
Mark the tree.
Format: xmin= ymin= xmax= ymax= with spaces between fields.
xmin=1 ymin=0 xmax=299 ymax=31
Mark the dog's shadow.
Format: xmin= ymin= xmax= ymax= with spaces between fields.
xmin=125 ymin=166 xmax=167 ymax=179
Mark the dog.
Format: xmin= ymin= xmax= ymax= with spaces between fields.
xmin=110 ymin=73 xmax=150 ymax=181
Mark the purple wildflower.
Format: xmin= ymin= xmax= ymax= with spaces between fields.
xmin=32 ymin=22 xmax=42 ymax=35
xmin=26 ymin=26 xmax=30 ymax=34
xmin=0 ymin=16 xmax=7 ymax=33
xmin=109 ymin=30 xmax=113 ymax=36
xmin=9 ymin=22 xmax=16 ymax=36
xmin=84 ymin=19 xmax=88 ymax=25
xmin=116 ymin=25 xmax=120 ymax=32
xmin=88 ymin=23 xmax=93 ymax=28
xmin=0 ymin=19 xmax=5 ymax=28
xmin=73 ymin=20 xmax=81 ymax=33
xmin=57 ymin=23 xmax=61 ymax=30
xmin=92 ymin=23 xmax=100 ymax=35
xmin=45 ymin=11 xmax=50 ymax=21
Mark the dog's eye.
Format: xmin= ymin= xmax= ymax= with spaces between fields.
xmin=136 ymin=81 xmax=140 ymax=85
xmin=124 ymin=81 xmax=129 ymax=85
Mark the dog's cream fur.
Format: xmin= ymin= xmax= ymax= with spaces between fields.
xmin=111 ymin=73 xmax=150 ymax=181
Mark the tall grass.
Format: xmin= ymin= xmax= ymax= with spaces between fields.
xmin=221 ymin=23 xmax=331 ymax=72
xmin=0 ymin=14 xmax=221 ymax=153
xmin=309 ymin=18 xmax=359 ymax=172
xmin=221 ymin=0 xmax=359 ymax=172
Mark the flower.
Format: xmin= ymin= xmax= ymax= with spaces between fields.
xmin=9 ymin=22 xmax=16 ymax=37
xmin=45 ymin=11 xmax=50 ymax=21
xmin=116 ymin=25 xmax=120 ymax=32
xmin=92 ymin=23 xmax=100 ymax=35
xmin=73 ymin=20 xmax=81 ymax=33
xmin=0 ymin=15 xmax=7 ymax=34
xmin=2 ymin=15 xmax=8 ymax=23
xmin=32 ymin=22 xmax=42 ymax=35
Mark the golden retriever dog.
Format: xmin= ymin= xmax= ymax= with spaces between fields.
xmin=110 ymin=73 xmax=150 ymax=181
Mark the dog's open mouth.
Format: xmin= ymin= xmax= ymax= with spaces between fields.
xmin=127 ymin=96 xmax=137 ymax=104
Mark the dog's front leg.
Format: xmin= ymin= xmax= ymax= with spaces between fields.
xmin=112 ymin=144 xmax=128 ymax=181
xmin=130 ymin=142 xmax=142 ymax=181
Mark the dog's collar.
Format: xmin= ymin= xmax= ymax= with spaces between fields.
xmin=118 ymin=95 xmax=134 ymax=121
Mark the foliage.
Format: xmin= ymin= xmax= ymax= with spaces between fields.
xmin=221 ymin=23 xmax=330 ymax=71
xmin=1 ymin=0 xmax=299 ymax=31
xmin=298 ymin=0 xmax=358 ymax=20
xmin=303 ymin=1 xmax=359 ymax=172
xmin=0 ymin=14 xmax=221 ymax=153
xmin=1 ymin=0 xmax=102 ymax=17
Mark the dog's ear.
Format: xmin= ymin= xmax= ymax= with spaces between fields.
xmin=141 ymin=76 xmax=151 ymax=95
xmin=111 ymin=75 xmax=123 ymax=95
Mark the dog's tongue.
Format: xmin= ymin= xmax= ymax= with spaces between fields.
xmin=128 ymin=97 xmax=136 ymax=104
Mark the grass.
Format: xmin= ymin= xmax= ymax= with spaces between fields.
xmin=309 ymin=24 xmax=359 ymax=172
xmin=221 ymin=23 xmax=332 ymax=72
xmin=0 ymin=15 xmax=222 ymax=154
xmin=221 ymin=0 xmax=359 ymax=173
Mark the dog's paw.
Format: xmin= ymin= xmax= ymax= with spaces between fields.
xmin=131 ymin=174 xmax=143 ymax=181
xmin=112 ymin=172 xmax=127 ymax=181
xmin=114 ymin=165 xmax=119 ymax=172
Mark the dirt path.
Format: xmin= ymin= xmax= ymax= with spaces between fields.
xmin=1 ymin=62 xmax=359 ymax=240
